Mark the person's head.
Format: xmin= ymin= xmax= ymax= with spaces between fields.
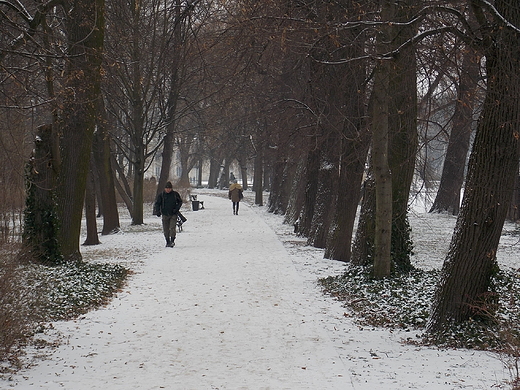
xmin=165 ymin=181 xmax=173 ymax=192
xmin=233 ymin=179 xmax=238 ymax=184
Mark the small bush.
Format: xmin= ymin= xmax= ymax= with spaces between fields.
xmin=0 ymin=245 xmax=34 ymax=365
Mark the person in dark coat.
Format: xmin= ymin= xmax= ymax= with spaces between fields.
xmin=228 ymin=180 xmax=243 ymax=215
xmin=154 ymin=181 xmax=183 ymax=247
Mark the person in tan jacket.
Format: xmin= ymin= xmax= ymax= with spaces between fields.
xmin=228 ymin=180 xmax=243 ymax=215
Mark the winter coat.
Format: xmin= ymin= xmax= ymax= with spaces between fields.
xmin=228 ymin=183 xmax=243 ymax=203
xmin=154 ymin=190 xmax=183 ymax=216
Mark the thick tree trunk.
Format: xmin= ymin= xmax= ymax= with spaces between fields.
xmin=372 ymin=60 xmax=393 ymax=279
xmin=428 ymin=2 xmax=520 ymax=331
xmin=309 ymin=135 xmax=338 ymax=249
xmin=240 ymin=166 xmax=248 ymax=190
xmin=430 ymin=47 xmax=480 ymax=215
xmin=324 ymin=15 xmax=368 ymax=262
xmin=325 ymin=137 xmax=369 ymax=261
xmin=177 ymin=147 xmax=191 ymax=188
xmin=387 ymin=0 xmax=419 ymax=273
xmin=351 ymin=174 xmax=376 ymax=266
xmin=267 ymin=157 xmax=285 ymax=214
xmin=268 ymin=150 xmax=297 ymax=215
xmin=23 ymin=125 xmax=62 ymax=264
xmin=56 ymin=0 xmax=105 ymax=262
xmin=297 ymin=145 xmax=319 ymax=237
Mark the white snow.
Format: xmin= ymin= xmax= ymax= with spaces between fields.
xmin=3 ymin=189 xmax=517 ymax=389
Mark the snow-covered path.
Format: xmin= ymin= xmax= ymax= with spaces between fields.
xmin=10 ymin=195 xmax=352 ymax=389
xmin=6 ymin=192 xmax=511 ymax=389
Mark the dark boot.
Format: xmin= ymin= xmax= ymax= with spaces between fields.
xmin=165 ymin=237 xmax=172 ymax=247
xmin=170 ymin=237 xmax=175 ymax=247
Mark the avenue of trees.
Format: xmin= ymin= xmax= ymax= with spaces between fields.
xmin=1 ymin=0 xmax=520 ymax=337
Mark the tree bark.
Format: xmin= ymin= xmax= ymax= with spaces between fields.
xmin=23 ymin=125 xmax=62 ymax=264
xmin=254 ymin=142 xmax=263 ymax=206
xmin=309 ymin=134 xmax=338 ymax=249
xmin=351 ymin=173 xmax=376 ymax=266
xmin=372 ymin=59 xmax=393 ymax=279
xmin=207 ymin=157 xmax=221 ymax=188
xmin=93 ymin=100 xmax=120 ymax=234
xmin=56 ymin=0 xmax=105 ymax=262
xmin=387 ymin=0 xmax=419 ymax=273
xmin=324 ymin=13 xmax=369 ymax=262
xmin=428 ymin=1 xmax=520 ymax=331
xmin=83 ymin=163 xmax=100 ymax=245
xmin=297 ymin=144 xmax=319 ymax=237
xmin=131 ymin=151 xmax=145 ymax=225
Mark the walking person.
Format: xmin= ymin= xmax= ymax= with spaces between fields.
xmin=154 ymin=181 xmax=183 ymax=247
xmin=228 ymin=179 xmax=243 ymax=215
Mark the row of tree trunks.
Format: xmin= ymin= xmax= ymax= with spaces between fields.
xmin=428 ymin=1 xmax=520 ymax=331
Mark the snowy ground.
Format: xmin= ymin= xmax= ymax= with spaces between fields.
xmin=3 ymin=189 xmax=518 ymax=389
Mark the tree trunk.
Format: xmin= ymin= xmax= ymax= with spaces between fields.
xmin=113 ymin=170 xmax=134 ymax=220
xmin=240 ymin=166 xmax=248 ymax=190
xmin=197 ymin=158 xmax=203 ymax=188
xmin=207 ymin=157 xmax=221 ymax=188
xmin=325 ymin=135 xmax=369 ymax=261
xmin=283 ymin=157 xmax=306 ymax=227
xmin=428 ymin=1 xmax=520 ymax=331
xmin=177 ymin=145 xmax=192 ymax=188
xmin=56 ymin=0 xmax=105 ymax=262
xmin=93 ymin=101 xmax=120 ymax=235
xmin=372 ymin=59 xmax=393 ymax=279
xmin=430 ymin=47 xmax=480 ymax=215
xmin=83 ymin=163 xmax=100 ymax=245
xmin=309 ymin=135 xmax=338 ymax=249
xmin=324 ymin=15 xmax=369 ymax=262
xmin=351 ymin=173 xmax=376 ymax=266
xmin=131 ymin=147 xmax=145 ymax=225
xmin=268 ymin=153 xmax=292 ymax=215
xmin=297 ymin=145 xmax=319 ymax=237
xmin=387 ymin=0 xmax=419 ymax=273
xmin=254 ymin=143 xmax=263 ymax=206
xmin=23 ymin=125 xmax=62 ymax=264
xmin=220 ymin=159 xmax=230 ymax=190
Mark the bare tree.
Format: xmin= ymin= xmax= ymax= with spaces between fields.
xmin=55 ymin=0 xmax=105 ymax=261
xmin=428 ymin=1 xmax=520 ymax=331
